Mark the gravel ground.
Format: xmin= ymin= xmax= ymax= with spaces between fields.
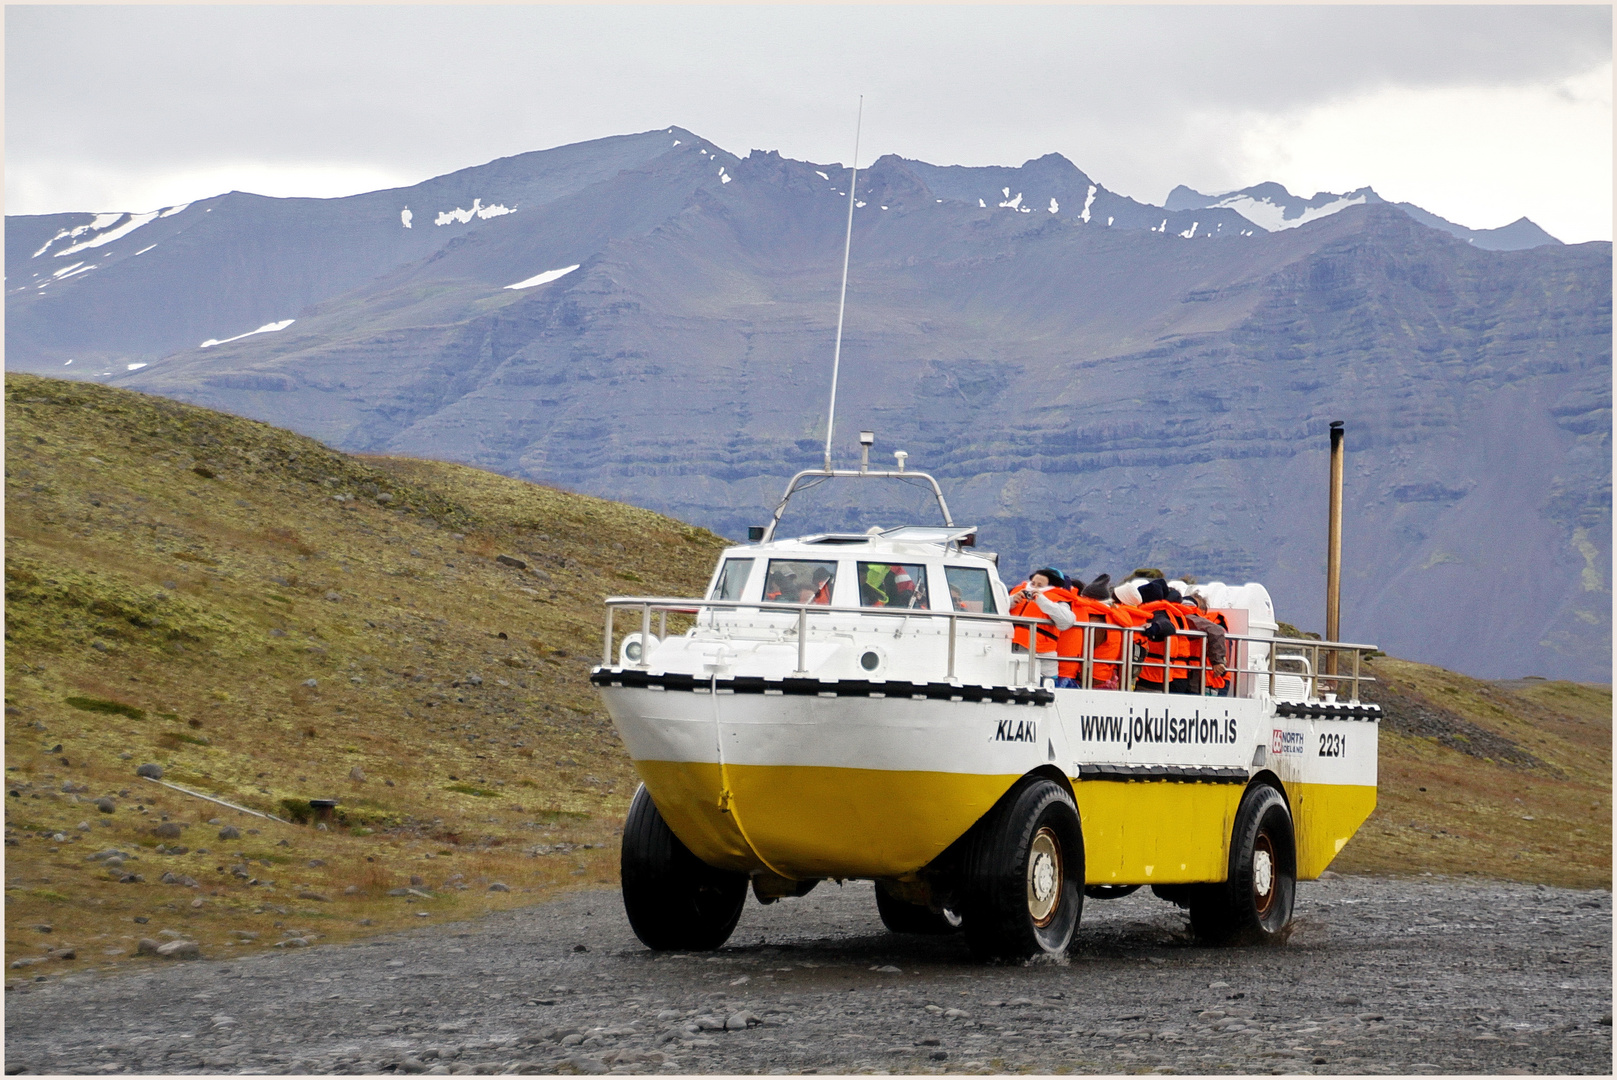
xmin=4 ymin=875 xmax=1610 ymax=1075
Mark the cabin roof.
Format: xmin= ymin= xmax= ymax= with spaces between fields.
xmin=723 ymin=526 xmax=995 ymax=565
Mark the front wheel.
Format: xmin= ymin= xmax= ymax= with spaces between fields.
xmin=1189 ymin=783 xmax=1296 ymax=944
xmin=621 ymin=784 xmax=748 ymax=950
xmin=959 ymin=776 xmax=1085 ymax=960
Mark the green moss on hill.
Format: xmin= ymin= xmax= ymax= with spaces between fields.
xmin=4 ymin=372 xmax=726 ymax=977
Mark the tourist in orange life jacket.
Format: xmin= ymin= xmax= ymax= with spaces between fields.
xmin=1132 ymin=578 xmax=1192 ymax=693
xmin=1110 ymin=580 xmax=1156 ymax=687
xmin=764 ymin=570 xmax=790 ymax=602
xmin=808 ymin=567 xmax=834 ymax=605
xmin=1058 ymin=575 xmax=1107 ymax=688
xmin=1008 ymin=568 xmax=1079 ymax=686
xmin=889 ymin=565 xmax=922 ymax=608
xmin=1182 ymin=589 xmax=1230 ymax=696
xmin=1066 ymin=574 xmax=1147 ymax=690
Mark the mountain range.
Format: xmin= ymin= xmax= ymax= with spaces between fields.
xmin=6 ymin=127 xmax=1610 ymax=681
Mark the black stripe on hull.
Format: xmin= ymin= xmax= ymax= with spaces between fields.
xmin=1076 ymin=763 xmax=1250 ymax=784
xmin=1273 ymin=700 xmax=1382 ymax=722
xmin=590 ymin=667 xmax=1054 ymax=706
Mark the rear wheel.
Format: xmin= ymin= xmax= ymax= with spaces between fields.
xmin=959 ymin=777 xmax=1084 ymax=960
xmin=1189 ymin=784 xmax=1296 ymax=944
xmin=621 ymin=784 xmax=747 ymax=950
xmin=875 ymin=881 xmax=960 ymax=935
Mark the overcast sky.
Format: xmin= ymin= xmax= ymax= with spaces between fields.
xmin=6 ymin=5 xmax=1611 ymax=242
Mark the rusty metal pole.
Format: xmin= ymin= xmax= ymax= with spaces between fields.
xmin=1325 ymin=421 xmax=1345 ymax=681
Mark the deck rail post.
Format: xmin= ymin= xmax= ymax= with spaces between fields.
xmin=1122 ymin=628 xmax=1134 ymax=691
xmin=947 ymin=615 xmax=958 ymax=681
xmin=794 ymin=605 xmax=809 ymax=676
xmin=1082 ymin=624 xmax=1094 ymax=690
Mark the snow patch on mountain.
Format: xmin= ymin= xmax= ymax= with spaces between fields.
xmin=1218 ymin=192 xmax=1367 ymax=232
xmin=434 ymin=199 xmax=515 ymax=226
xmin=33 ymin=212 xmax=145 ymax=257
xmin=199 ymin=319 xmax=294 ymax=349
xmin=1081 ymin=185 xmax=1097 ymax=223
xmin=505 ymin=264 xmax=580 ymax=290
xmin=54 ymin=212 xmax=160 ymax=258
xmin=401 ymin=207 xmax=413 ymax=229
xmin=160 ymin=203 xmax=189 ymax=218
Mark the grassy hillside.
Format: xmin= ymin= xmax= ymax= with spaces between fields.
xmin=3 ymin=373 xmax=1608 ymax=987
xmin=4 ymin=373 xmax=725 ymax=982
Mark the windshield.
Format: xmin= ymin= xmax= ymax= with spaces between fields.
xmin=763 ymin=559 xmax=838 ymax=605
xmin=709 ymin=558 xmax=754 ymax=601
xmin=945 ymin=566 xmax=997 ymax=614
xmin=856 ymin=562 xmax=930 ymax=609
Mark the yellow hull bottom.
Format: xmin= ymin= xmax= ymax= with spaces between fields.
xmin=634 ymin=760 xmax=1376 ymax=885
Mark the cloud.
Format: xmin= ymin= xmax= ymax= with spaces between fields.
xmin=5 ymin=161 xmax=418 ymax=218
xmin=5 ymin=5 xmax=1610 ymax=239
xmin=1229 ymin=63 xmax=1613 ymax=242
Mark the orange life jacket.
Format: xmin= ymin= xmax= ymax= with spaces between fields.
xmin=1201 ymin=610 xmax=1230 ymax=689
xmin=1183 ymin=607 xmax=1207 ymax=674
xmin=811 ymin=579 xmax=832 ymax=605
xmin=1137 ymin=600 xmax=1192 ymax=683
xmin=1094 ymin=603 xmax=1149 ymax=685
xmin=1056 ymin=596 xmax=1114 ymax=683
xmin=1009 ymin=584 xmax=1075 ymax=655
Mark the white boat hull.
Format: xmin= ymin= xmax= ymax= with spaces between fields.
xmin=594 ymin=668 xmax=1377 ymax=885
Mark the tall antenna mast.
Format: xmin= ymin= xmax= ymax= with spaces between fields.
xmin=823 ymin=96 xmax=863 ymax=473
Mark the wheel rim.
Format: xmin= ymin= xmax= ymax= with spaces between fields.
xmin=1252 ymin=832 xmax=1276 ymax=916
xmin=1026 ymin=826 xmax=1063 ymax=927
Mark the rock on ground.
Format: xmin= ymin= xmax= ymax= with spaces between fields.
xmin=2 ymin=876 xmax=1609 ymax=1075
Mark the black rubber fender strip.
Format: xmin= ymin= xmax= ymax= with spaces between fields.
xmin=1076 ymin=763 xmax=1250 ymax=784
xmin=1273 ymin=700 xmax=1382 ymax=721
xmin=590 ymin=667 xmax=1055 ymax=706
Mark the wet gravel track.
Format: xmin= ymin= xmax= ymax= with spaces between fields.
xmin=5 ymin=875 xmax=1610 ymax=1075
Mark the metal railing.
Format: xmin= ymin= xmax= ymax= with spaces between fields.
xmin=599 ymin=596 xmax=1377 ymax=703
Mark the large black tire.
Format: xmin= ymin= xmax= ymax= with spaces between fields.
xmin=959 ymin=776 xmax=1085 ymax=960
xmin=1189 ymin=783 xmax=1296 ymax=944
xmin=621 ymin=784 xmax=747 ymax=951
xmin=875 ymin=881 xmax=960 ymax=935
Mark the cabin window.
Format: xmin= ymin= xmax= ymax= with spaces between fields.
xmin=856 ymin=562 xmax=930 ymax=609
xmin=763 ymin=560 xmax=838 ymax=605
xmin=945 ymin=566 xmax=997 ymax=614
xmin=709 ymin=558 xmax=754 ymax=601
